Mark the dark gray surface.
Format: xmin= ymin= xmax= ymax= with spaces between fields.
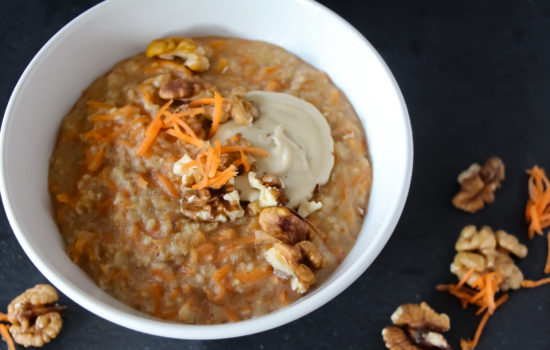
xmin=1 ymin=1 xmax=550 ymax=349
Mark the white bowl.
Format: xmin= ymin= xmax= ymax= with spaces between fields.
xmin=0 ymin=0 xmax=412 ymax=340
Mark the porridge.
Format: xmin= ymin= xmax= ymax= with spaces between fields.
xmin=48 ymin=37 xmax=372 ymax=324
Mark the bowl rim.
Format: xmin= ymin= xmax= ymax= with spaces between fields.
xmin=0 ymin=0 xmax=413 ymax=340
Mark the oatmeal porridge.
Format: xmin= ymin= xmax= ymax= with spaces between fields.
xmin=48 ymin=37 xmax=372 ymax=324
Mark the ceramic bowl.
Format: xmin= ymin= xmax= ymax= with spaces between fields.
xmin=0 ymin=0 xmax=412 ymax=339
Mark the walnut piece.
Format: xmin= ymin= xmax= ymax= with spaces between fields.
xmin=7 ymin=284 xmax=66 ymax=347
xmin=146 ymin=37 xmax=211 ymax=72
xmin=451 ymin=225 xmax=527 ymax=291
xmin=226 ymin=87 xmax=260 ymax=126
xmin=246 ymin=172 xmax=288 ymax=209
xmin=264 ymin=243 xmax=315 ymax=294
xmin=258 ymin=207 xmax=311 ymax=244
xmin=452 ymin=157 xmax=505 ymax=213
xmin=159 ymin=78 xmax=202 ymax=100
xmin=173 ymin=154 xmax=244 ymax=222
xmin=296 ymin=241 xmax=323 ymax=269
xmin=297 ymin=200 xmax=322 ymax=217
xmin=382 ymin=302 xmax=451 ymax=350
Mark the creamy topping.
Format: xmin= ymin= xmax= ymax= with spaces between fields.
xmin=214 ymin=91 xmax=334 ymax=208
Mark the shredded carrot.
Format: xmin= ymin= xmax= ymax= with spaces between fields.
xmin=437 ymin=271 xmax=502 ymax=315
xmin=165 ymin=125 xmax=205 ymax=148
xmin=525 ymin=165 xmax=550 ymax=238
xmin=90 ymin=113 xmax=116 ymax=122
xmin=234 ymin=267 xmax=272 ymax=284
xmin=85 ymin=146 xmax=105 ymax=172
xmin=202 ymin=166 xmax=238 ymax=190
xmin=189 ymin=98 xmax=217 ymax=107
xmin=0 ymin=324 xmax=14 ymax=350
xmin=150 ymin=285 xmax=163 ymax=318
xmin=56 ymin=193 xmax=73 ymax=206
xmin=211 ymin=265 xmax=232 ymax=302
xmin=136 ymin=100 xmax=173 ymax=156
xmin=164 ymin=110 xmax=203 ymax=139
xmin=545 ymin=232 xmax=550 ymax=274
xmin=155 ymin=173 xmax=179 ymax=197
xmin=266 ymin=80 xmax=281 ymax=92
xmin=209 ymin=40 xmax=227 ymax=49
xmin=86 ymin=100 xmax=115 ymax=110
xmin=239 ymin=150 xmax=250 ymax=172
xmin=208 ymin=92 xmax=224 ymax=139
xmin=458 ymin=267 xmax=475 ymax=288
xmin=521 ymin=277 xmax=550 ymax=288
xmin=223 ymin=305 xmax=239 ymax=322
xmin=220 ymin=145 xmax=269 ymax=157
xmin=208 ymin=142 xmax=221 ymax=178
xmin=0 ymin=313 xmax=8 ymax=323
xmin=461 ymin=294 xmax=508 ymax=350
xmin=264 ymin=66 xmax=280 ymax=74
xmin=331 ymin=90 xmax=340 ymax=106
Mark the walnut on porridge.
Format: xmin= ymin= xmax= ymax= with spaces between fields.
xmin=382 ymin=302 xmax=451 ymax=350
xmin=452 ymin=157 xmax=505 ymax=213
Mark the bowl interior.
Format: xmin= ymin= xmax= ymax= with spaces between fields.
xmin=0 ymin=0 xmax=412 ymax=339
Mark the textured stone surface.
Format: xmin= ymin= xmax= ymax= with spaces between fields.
xmin=1 ymin=1 xmax=549 ymax=348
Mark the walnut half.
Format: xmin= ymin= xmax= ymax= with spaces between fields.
xmin=451 ymin=225 xmax=527 ymax=291
xmin=382 ymin=302 xmax=451 ymax=350
xmin=7 ymin=284 xmax=66 ymax=347
xmin=452 ymin=157 xmax=505 ymax=213
xmin=264 ymin=243 xmax=316 ymax=294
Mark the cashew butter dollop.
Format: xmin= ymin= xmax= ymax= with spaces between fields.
xmin=213 ymin=91 xmax=334 ymax=208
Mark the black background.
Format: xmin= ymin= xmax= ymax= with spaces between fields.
xmin=1 ymin=1 xmax=550 ymax=349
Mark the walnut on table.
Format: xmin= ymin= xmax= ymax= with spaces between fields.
xmin=451 ymin=225 xmax=527 ymax=291
xmin=7 ymin=284 xmax=66 ymax=348
xmin=382 ymin=302 xmax=451 ymax=350
xmin=452 ymin=157 xmax=505 ymax=213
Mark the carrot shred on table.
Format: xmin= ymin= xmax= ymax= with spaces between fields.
xmin=460 ymin=294 xmax=509 ymax=350
xmin=525 ymin=165 xmax=550 ymax=238
xmin=208 ymin=92 xmax=224 ymax=139
xmin=0 ymin=313 xmax=8 ymax=323
xmin=0 ymin=324 xmax=14 ymax=350
xmin=544 ymin=232 xmax=550 ymax=275
xmin=521 ymin=277 xmax=550 ymax=288
xmin=437 ymin=271 xmax=502 ymax=315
